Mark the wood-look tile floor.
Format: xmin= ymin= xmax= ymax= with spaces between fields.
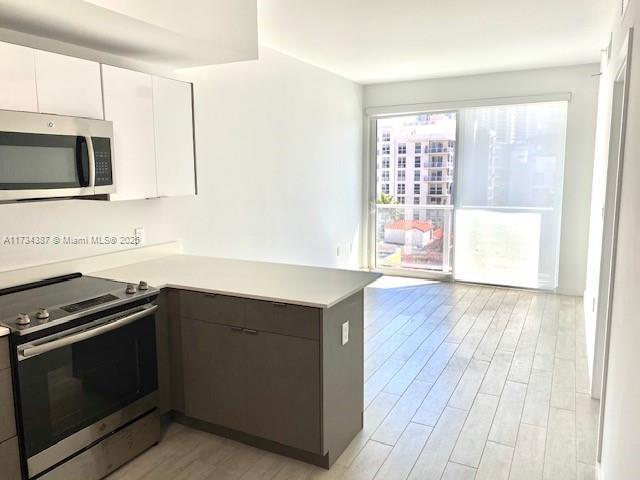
xmin=107 ymin=277 xmax=599 ymax=480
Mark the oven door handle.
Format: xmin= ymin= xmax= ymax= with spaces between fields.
xmin=18 ymin=304 xmax=158 ymax=360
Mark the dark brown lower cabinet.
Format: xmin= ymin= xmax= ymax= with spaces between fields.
xmin=243 ymin=330 xmax=320 ymax=453
xmin=182 ymin=318 xmax=320 ymax=453
xmin=0 ymin=437 xmax=21 ymax=480
xmin=177 ymin=289 xmax=364 ymax=468
xmin=182 ymin=319 xmax=246 ymax=432
xmin=0 ymin=337 xmax=20 ymax=480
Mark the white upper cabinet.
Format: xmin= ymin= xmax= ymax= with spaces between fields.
xmin=0 ymin=39 xmax=196 ymax=201
xmin=0 ymin=42 xmax=38 ymax=112
xmin=34 ymin=50 xmax=103 ymax=119
xmin=153 ymin=76 xmax=196 ymax=197
xmin=102 ymin=64 xmax=157 ymax=201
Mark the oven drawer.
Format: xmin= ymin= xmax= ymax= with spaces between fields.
xmin=39 ymin=411 xmax=160 ymax=480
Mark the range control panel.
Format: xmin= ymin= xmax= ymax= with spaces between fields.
xmin=92 ymin=137 xmax=113 ymax=186
xmin=60 ymin=294 xmax=119 ymax=313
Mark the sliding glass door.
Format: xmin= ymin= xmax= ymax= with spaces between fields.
xmin=374 ymin=112 xmax=456 ymax=273
xmin=371 ymin=100 xmax=568 ymax=289
xmin=453 ymin=102 xmax=568 ymax=289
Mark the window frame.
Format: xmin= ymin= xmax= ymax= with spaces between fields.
xmin=365 ymin=92 xmax=571 ymax=283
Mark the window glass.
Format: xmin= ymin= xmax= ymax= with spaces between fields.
xmin=454 ymin=101 xmax=568 ymax=288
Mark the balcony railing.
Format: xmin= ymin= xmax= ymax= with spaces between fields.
xmin=424 ymin=175 xmax=453 ymax=182
xmin=375 ymin=204 xmax=453 ymax=273
xmin=425 ymin=161 xmax=454 ymax=168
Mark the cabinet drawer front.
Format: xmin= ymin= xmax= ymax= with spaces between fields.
xmin=0 ymin=338 xmax=8 ymax=371
xmin=0 ymin=437 xmax=20 ymax=480
xmin=0 ymin=368 xmax=16 ymax=443
xmin=180 ymin=291 xmax=245 ymax=327
xmin=246 ymin=301 xmax=320 ymax=340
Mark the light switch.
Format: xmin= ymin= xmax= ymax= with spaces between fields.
xmin=342 ymin=321 xmax=349 ymax=345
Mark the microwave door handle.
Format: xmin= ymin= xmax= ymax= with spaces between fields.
xmin=86 ymin=136 xmax=95 ymax=188
xmin=17 ymin=304 xmax=158 ymax=360
xmin=75 ymin=136 xmax=91 ymax=187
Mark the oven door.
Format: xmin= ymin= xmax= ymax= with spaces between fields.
xmin=14 ymin=304 xmax=158 ymax=478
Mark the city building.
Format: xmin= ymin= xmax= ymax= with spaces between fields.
xmin=376 ymin=114 xmax=456 ymax=212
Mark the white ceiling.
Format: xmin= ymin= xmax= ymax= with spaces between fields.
xmin=0 ymin=0 xmax=617 ymax=83
xmin=258 ymin=0 xmax=616 ymax=84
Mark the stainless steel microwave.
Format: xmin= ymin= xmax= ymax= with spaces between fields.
xmin=0 ymin=110 xmax=115 ymax=201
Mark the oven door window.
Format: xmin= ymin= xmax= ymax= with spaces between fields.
xmin=17 ymin=315 xmax=157 ymax=458
xmin=0 ymin=132 xmax=89 ymax=189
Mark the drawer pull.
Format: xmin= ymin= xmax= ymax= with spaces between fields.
xmin=243 ymin=328 xmax=259 ymax=335
xmin=272 ymin=302 xmax=287 ymax=307
xmin=203 ymin=293 xmax=217 ymax=298
xmin=230 ymin=326 xmax=243 ymax=332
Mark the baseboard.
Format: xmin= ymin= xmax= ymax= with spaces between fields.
xmin=173 ymin=413 xmax=331 ymax=469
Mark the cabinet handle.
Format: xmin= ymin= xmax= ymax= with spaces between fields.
xmin=230 ymin=326 xmax=243 ymax=332
xmin=243 ymin=328 xmax=258 ymax=335
xmin=272 ymin=302 xmax=287 ymax=307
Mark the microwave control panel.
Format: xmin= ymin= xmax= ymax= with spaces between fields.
xmin=93 ymin=137 xmax=113 ymax=186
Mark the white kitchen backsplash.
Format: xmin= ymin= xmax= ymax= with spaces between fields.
xmin=0 ymin=241 xmax=180 ymax=289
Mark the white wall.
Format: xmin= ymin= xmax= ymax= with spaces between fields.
xmin=0 ymin=42 xmax=364 ymax=275
xmin=597 ymin=4 xmax=640 ymax=479
xmin=171 ymin=47 xmax=363 ymax=268
xmin=364 ymin=65 xmax=600 ymax=295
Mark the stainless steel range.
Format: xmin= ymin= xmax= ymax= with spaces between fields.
xmin=0 ymin=273 xmax=161 ymax=480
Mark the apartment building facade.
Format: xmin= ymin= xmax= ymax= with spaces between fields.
xmin=376 ymin=115 xmax=456 ymax=216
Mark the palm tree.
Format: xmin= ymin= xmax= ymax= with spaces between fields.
xmin=377 ymin=193 xmax=402 ymax=223
xmin=377 ymin=192 xmax=398 ymax=204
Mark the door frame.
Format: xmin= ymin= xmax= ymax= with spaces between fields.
xmin=363 ymin=93 xmax=572 ymax=281
xmin=364 ymin=110 xmax=459 ymax=280
xmin=595 ymin=27 xmax=634 ymax=463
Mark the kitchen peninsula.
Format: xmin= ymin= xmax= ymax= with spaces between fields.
xmin=93 ymin=254 xmax=380 ymax=468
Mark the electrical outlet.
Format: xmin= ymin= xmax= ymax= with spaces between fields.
xmin=134 ymin=227 xmax=145 ymax=245
xmin=342 ymin=321 xmax=349 ymax=345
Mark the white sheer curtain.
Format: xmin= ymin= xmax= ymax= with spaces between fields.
xmin=453 ymin=101 xmax=568 ymax=289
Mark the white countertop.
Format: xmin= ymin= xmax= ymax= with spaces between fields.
xmin=92 ymin=255 xmax=381 ymax=308
xmin=0 ymin=326 xmax=9 ymax=337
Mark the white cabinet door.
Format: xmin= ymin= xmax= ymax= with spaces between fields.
xmin=34 ymin=50 xmax=103 ymax=119
xmin=102 ymin=65 xmax=157 ymax=200
xmin=0 ymin=42 xmax=37 ymax=112
xmin=153 ymin=76 xmax=196 ymax=197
